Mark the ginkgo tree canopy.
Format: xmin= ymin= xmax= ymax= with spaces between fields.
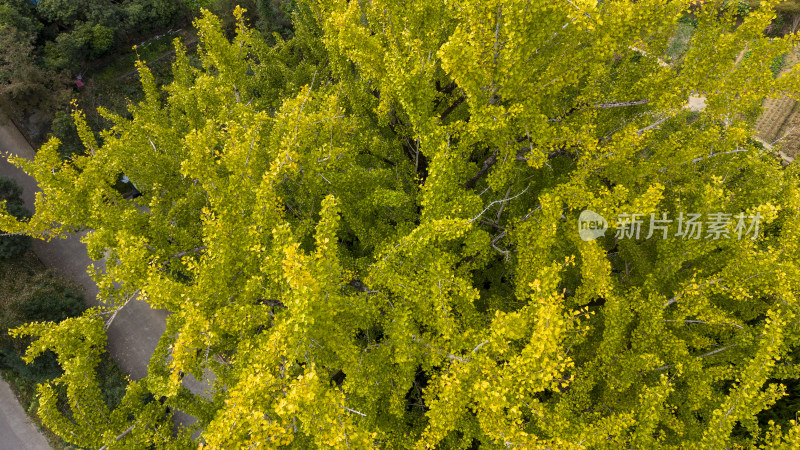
xmin=3 ymin=0 xmax=800 ymax=448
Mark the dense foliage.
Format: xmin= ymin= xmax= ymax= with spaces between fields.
xmin=3 ymin=0 xmax=800 ymax=448
xmin=0 ymin=176 xmax=31 ymax=259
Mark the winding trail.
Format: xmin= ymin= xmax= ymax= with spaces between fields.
xmin=0 ymin=115 xmax=207 ymax=440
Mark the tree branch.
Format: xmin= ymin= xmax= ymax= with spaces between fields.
xmin=169 ymin=245 xmax=207 ymax=259
xmin=143 ymin=244 xmax=207 ymax=259
xmin=464 ymin=150 xmax=497 ymax=189
xmin=257 ymin=298 xmax=286 ymax=308
xmin=490 ymin=205 xmax=540 ymax=245
xmin=547 ymin=99 xmax=649 ymax=122
xmin=468 ymin=184 xmax=531 ymax=224
xmin=689 ymin=148 xmax=748 ymax=164
xmin=636 ymin=115 xmax=672 ymax=136
xmin=662 ymin=319 xmax=743 ymax=330
xmin=439 ymin=94 xmax=466 ymax=122
xmin=105 ymin=289 xmax=140 ymax=330
xmin=651 ymin=344 xmax=737 ymax=372
xmin=348 ymin=279 xmax=380 ymax=294
xmin=98 ymin=424 xmax=136 ymax=450
xmin=594 ymin=99 xmax=649 ymax=109
xmin=466 ymin=142 xmax=575 ymax=189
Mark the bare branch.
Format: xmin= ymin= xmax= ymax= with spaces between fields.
xmin=169 ymin=245 xmax=207 ymax=259
xmin=411 ymin=335 xmax=488 ymax=364
xmin=651 ymin=344 xmax=737 ymax=372
xmin=341 ymin=406 xmax=366 ymax=417
xmin=594 ymin=99 xmax=649 ymax=109
xmin=490 ymin=205 xmax=540 ymax=245
xmin=468 ymin=184 xmax=531 ymax=224
xmin=98 ymin=424 xmax=136 ymax=450
xmin=472 ymin=340 xmax=488 ymax=353
xmin=637 ymin=115 xmax=673 ymax=136
xmin=689 ymin=148 xmax=748 ymax=164
xmin=563 ymin=0 xmax=592 ymax=20
xmin=662 ymin=319 xmax=743 ymax=330
xmin=105 ymin=289 xmax=140 ymax=330
xmin=147 ymin=136 xmax=158 ymax=154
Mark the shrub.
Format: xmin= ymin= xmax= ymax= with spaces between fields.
xmin=771 ymin=53 xmax=786 ymax=77
xmin=0 ymin=176 xmax=31 ymax=259
xmin=722 ymin=0 xmax=751 ymax=17
xmin=677 ymin=13 xmax=697 ymax=27
xmin=0 ymin=346 xmax=62 ymax=383
xmin=43 ymin=22 xmax=117 ymax=72
xmin=16 ymin=288 xmax=85 ymax=323
xmin=49 ymin=111 xmax=84 ymax=159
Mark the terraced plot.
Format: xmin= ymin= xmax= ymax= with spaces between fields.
xmin=756 ymin=96 xmax=796 ymax=143
xmin=755 ymin=46 xmax=800 ymax=159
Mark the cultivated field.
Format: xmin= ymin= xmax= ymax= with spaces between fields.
xmin=755 ymin=46 xmax=800 ymax=159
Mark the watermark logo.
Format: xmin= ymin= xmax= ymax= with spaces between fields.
xmin=578 ymin=210 xmax=609 ymax=241
xmin=578 ymin=210 xmax=761 ymax=241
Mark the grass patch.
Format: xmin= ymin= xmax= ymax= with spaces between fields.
xmin=771 ymin=53 xmax=787 ymax=78
xmin=666 ymin=21 xmax=696 ymax=63
xmin=92 ymin=30 xmax=185 ymax=84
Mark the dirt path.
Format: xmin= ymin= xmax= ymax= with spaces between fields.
xmin=0 ymin=114 xmax=208 ymax=434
